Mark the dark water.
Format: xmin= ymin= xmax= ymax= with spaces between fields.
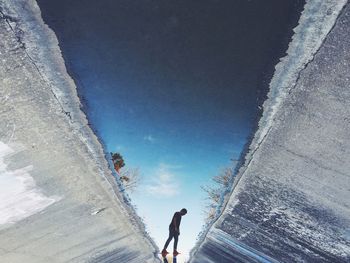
xmin=37 ymin=0 xmax=304 ymax=137
xmin=36 ymin=0 xmax=305 ymax=256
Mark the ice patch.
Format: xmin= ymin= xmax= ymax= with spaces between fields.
xmin=0 ymin=141 xmax=61 ymax=225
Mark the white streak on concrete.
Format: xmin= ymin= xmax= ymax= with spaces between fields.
xmin=0 ymin=141 xmax=61 ymax=225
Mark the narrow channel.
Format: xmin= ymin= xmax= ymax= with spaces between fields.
xmin=36 ymin=1 xmax=305 ymax=261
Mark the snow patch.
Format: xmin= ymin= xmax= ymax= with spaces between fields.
xmin=0 ymin=141 xmax=61 ymax=225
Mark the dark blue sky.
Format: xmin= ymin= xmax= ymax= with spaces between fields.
xmin=37 ymin=0 xmax=304 ymax=259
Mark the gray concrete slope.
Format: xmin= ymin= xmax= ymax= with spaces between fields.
xmin=0 ymin=1 xmax=160 ymax=262
xmin=190 ymin=1 xmax=350 ymax=263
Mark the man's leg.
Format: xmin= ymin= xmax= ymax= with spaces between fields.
xmin=173 ymin=232 xmax=179 ymax=251
xmin=163 ymin=230 xmax=174 ymax=250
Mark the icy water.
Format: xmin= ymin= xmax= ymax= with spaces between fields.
xmin=37 ymin=0 xmax=304 ymax=261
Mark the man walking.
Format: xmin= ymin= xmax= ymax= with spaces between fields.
xmin=161 ymin=208 xmax=187 ymax=257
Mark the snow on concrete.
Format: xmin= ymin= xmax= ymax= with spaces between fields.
xmin=190 ymin=0 xmax=350 ymax=262
xmin=0 ymin=0 xmax=160 ymax=262
xmin=1 ymin=0 xmax=350 ymax=262
xmin=0 ymin=142 xmax=60 ymax=226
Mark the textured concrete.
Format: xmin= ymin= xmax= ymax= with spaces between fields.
xmin=0 ymin=1 xmax=160 ymax=262
xmin=1 ymin=0 xmax=350 ymax=262
xmin=190 ymin=1 xmax=350 ymax=262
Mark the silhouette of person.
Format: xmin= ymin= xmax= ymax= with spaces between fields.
xmin=162 ymin=208 xmax=187 ymax=257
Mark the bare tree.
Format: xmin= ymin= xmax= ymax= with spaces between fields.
xmin=201 ymin=185 xmax=221 ymax=204
xmin=110 ymin=152 xmax=140 ymax=193
xmin=201 ymin=165 xmax=236 ymax=223
xmin=212 ymin=167 xmax=233 ymax=188
xmin=120 ymin=167 xmax=140 ymax=193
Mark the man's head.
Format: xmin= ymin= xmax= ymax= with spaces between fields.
xmin=180 ymin=208 xmax=187 ymax=216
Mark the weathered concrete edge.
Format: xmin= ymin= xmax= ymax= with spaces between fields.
xmin=0 ymin=0 xmax=160 ymax=258
xmin=189 ymin=0 xmax=348 ymax=260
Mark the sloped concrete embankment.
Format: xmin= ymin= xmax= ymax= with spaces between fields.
xmin=0 ymin=0 xmax=160 ymax=262
xmin=190 ymin=0 xmax=350 ymax=262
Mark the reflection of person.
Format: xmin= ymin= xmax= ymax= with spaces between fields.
xmin=161 ymin=208 xmax=187 ymax=257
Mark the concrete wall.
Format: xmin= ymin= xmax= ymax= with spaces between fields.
xmin=190 ymin=1 xmax=350 ymax=262
xmin=1 ymin=0 xmax=350 ymax=262
xmin=0 ymin=1 xmax=160 ymax=262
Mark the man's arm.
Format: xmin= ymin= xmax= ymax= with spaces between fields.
xmin=172 ymin=216 xmax=177 ymax=229
xmin=172 ymin=213 xmax=179 ymax=232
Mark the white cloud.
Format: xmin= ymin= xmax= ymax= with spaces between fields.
xmin=145 ymin=163 xmax=181 ymax=197
xmin=143 ymin=135 xmax=155 ymax=143
xmin=115 ymin=145 xmax=124 ymax=151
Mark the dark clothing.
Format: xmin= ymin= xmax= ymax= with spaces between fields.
xmin=169 ymin=212 xmax=181 ymax=229
xmin=164 ymin=212 xmax=182 ymax=251
xmin=164 ymin=228 xmax=179 ymax=250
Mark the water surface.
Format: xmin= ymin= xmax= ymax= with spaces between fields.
xmin=37 ymin=0 xmax=304 ymax=260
